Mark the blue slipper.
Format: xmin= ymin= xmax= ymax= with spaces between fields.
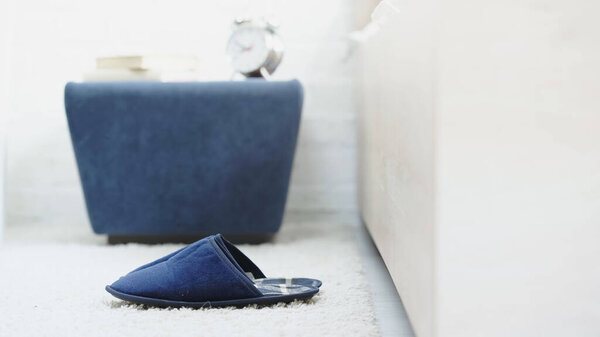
xmin=106 ymin=234 xmax=321 ymax=308
xmin=124 ymin=235 xmax=322 ymax=289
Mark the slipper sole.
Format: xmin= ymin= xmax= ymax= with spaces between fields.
xmin=106 ymin=285 xmax=319 ymax=308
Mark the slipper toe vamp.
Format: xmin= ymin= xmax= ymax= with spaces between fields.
xmin=110 ymin=238 xmax=262 ymax=302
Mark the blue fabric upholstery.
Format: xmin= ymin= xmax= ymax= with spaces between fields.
xmin=64 ymin=80 xmax=303 ymax=235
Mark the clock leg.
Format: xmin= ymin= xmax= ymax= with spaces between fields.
xmin=259 ymin=67 xmax=271 ymax=80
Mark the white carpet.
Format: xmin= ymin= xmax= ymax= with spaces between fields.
xmin=0 ymin=220 xmax=379 ymax=337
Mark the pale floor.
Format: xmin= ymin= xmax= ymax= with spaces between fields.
xmin=3 ymin=210 xmax=415 ymax=336
xmin=283 ymin=211 xmax=415 ymax=337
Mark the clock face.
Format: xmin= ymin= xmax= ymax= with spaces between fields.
xmin=226 ymin=26 xmax=271 ymax=74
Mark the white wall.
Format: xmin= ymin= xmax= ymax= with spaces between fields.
xmin=0 ymin=0 xmax=15 ymax=240
xmin=4 ymin=0 xmax=358 ymax=228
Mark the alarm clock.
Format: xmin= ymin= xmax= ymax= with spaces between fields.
xmin=226 ymin=18 xmax=284 ymax=78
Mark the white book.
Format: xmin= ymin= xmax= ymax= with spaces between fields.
xmin=82 ymin=69 xmax=202 ymax=82
xmin=96 ymin=55 xmax=200 ymax=71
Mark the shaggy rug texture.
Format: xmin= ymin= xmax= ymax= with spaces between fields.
xmin=0 ymin=220 xmax=379 ymax=337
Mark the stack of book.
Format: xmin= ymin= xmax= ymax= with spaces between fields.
xmin=83 ymin=55 xmax=201 ymax=82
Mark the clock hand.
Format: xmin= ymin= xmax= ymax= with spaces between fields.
xmin=234 ymin=41 xmax=254 ymax=53
xmin=234 ymin=40 xmax=246 ymax=50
